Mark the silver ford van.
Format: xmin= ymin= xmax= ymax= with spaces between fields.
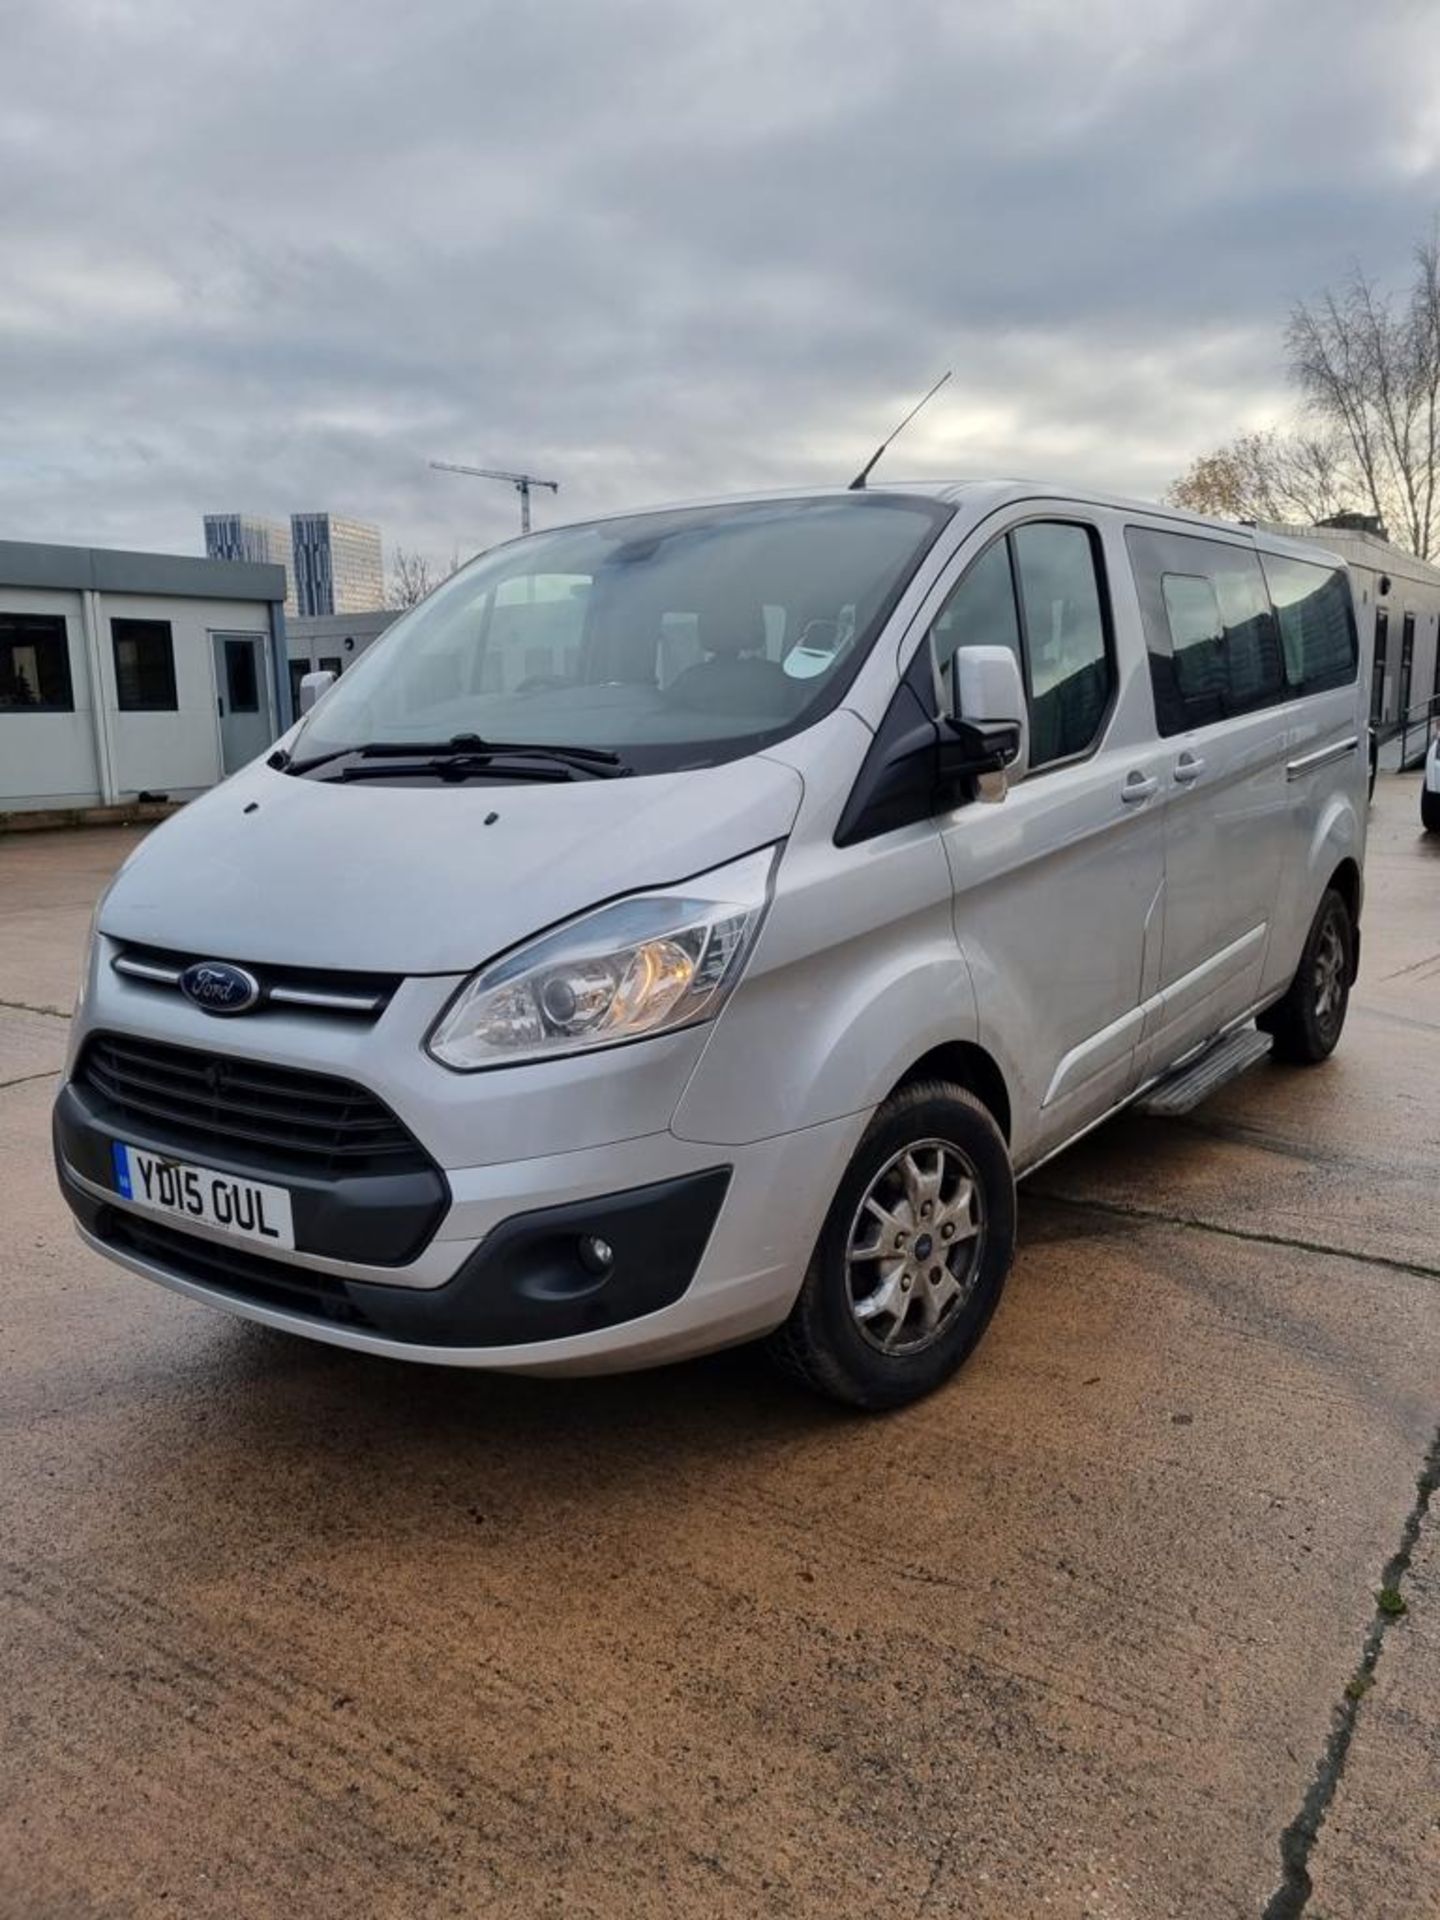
xmin=54 ymin=484 xmax=1367 ymax=1408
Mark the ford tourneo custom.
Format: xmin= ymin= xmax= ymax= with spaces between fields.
xmin=54 ymin=485 xmax=1367 ymax=1408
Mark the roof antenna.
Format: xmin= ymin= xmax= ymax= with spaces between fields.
xmin=847 ymin=370 xmax=952 ymax=490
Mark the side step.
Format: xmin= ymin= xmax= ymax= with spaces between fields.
xmin=1135 ymin=1026 xmax=1273 ymax=1118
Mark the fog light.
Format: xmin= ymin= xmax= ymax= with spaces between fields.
xmin=578 ymin=1234 xmax=615 ymax=1276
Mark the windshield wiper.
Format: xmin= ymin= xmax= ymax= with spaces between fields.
xmin=334 ymin=757 xmax=587 ymax=785
xmin=277 ymin=734 xmax=630 ymax=779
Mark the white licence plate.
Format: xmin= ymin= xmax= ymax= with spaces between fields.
xmin=111 ymin=1142 xmax=295 ymax=1250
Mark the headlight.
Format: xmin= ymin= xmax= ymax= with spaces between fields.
xmin=426 ymin=845 xmax=777 ymax=1071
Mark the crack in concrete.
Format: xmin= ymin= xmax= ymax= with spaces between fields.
xmin=1260 ymin=1425 xmax=1440 ymax=1918
xmin=1164 ymin=1115 xmax=1353 ymax=1172
xmin=1028 ymin=1192 xmax=1440 ymax=1285
xmin=0 ymin=1068 xmax=61 ymax=1092
xmin=0 ymin=997 xmax=71 ymax=1020
xmin=1351 ymin=1002 xmax=1440 ymax=1037
xmin=1380 ymin=948 xmax=1440 ymax=982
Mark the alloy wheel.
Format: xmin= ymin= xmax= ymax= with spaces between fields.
xmin=1313 ymin=918 xmax=1346 ymax=1031
xmin=844 ymin=1138 xmax=986 ymax=1355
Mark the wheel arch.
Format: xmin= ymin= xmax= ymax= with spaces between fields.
xmin=889 ymin=1041 xmax=1012 ymax=1143
xmin=1324 ymin=854 xmax=1363 ymax=982
xmin=1285 ymin=784 xmax=1364 ymax=992
xmin=1326 ymin=855 xmax=1362 ymax=928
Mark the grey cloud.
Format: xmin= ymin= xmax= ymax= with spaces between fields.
xmin=3 ymin=0 xmax=1439 ymax=564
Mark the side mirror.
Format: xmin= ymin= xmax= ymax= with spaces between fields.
xmin=832 ymin=644 xmax=1027 ymax=847
xmin=298 ymin=669 xmax=336 ymax=714
xmin=944 ymin=646 xmax=1028 ymax=800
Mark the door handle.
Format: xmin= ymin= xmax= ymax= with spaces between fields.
xmin=1120 ymin=771 xmax=1158 ymax=804
xmin=1172 ymin=753 xmax=1205 ymax=784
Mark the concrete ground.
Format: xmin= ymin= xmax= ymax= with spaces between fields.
xmin=1 ymin=785 xmax=1437 ymax=1920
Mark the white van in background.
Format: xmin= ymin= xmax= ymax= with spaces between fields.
xmin=54 ymin=483 xmax=1366 ymax=1408
xmin=1423 ymin=732 xmax=1440 ymax=831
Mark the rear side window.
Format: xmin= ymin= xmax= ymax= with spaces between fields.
xmin=1126 ymin=528 xmax=1283 ymax=736
xmin=1160 ymin=573 xmax=1227 ymax=710
xmin=929 ymin=520 xmax=1114 ymax=770
xmin=1260 ymin=554 xmax=1358 ymax=694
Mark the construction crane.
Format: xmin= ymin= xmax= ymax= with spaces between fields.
xmin=429 ymin=461 xmax=559 ymax=536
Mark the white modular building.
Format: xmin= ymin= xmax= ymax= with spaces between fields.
xmin=0 ymin=540 xmax=289 ymax=816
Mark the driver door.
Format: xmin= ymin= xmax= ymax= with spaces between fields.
xmin=924 ymin=512 xmax=1167 ymax=1161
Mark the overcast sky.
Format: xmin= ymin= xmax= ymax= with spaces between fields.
xmin=4 ymin=0 xmax=1440 ymax=573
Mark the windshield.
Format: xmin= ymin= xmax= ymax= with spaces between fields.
xmin=291 ymin=494 xmax=952 ymax=773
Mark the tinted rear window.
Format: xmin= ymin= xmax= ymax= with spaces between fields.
xmin=1260 ymin=554 xmax=1358 ymax=694
xmin=1125 ymin=527 xmax=1284 ymax=736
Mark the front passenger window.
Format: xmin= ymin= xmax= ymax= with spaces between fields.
xmin=1011 ymin=523 xmax=1112 ymax=766
xmin=928 ymin=520 xmax=1114 ymax=772
xmin=931 ymin=537 xmax=1021 ymax=695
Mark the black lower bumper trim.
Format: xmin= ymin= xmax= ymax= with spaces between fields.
xmin=57 ymin=1158 xmax=732 ymax=1348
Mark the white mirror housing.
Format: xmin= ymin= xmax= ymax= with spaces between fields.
xmin=298 ymin=669 xmax=336 ymax=714
xmin=955 ymin=646 xmax=1028 ymax=792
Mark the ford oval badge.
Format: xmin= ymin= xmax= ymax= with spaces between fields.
xmin=178 ymin=960 xmax=261 ymax=1016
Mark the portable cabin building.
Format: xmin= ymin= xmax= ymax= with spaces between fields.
xmin=0 ymin=540 xmax=289 ymax=814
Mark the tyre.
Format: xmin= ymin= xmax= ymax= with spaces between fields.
xmin=1257 ymin=888 xmax=1354 ymax=1065
xmin=1422 ymin=785 xmax=1440 ymax=833
xmin=765 ymin=1081 xmax=1015 ymax=1410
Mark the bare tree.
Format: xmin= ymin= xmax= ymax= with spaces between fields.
xmin=387 ymin=545 xmax=439 ymax=609
xmin=1167 ymin=426 xmax=1352 ymax=524
xmin=1286 ymin=232 xmax=1440 ymax=557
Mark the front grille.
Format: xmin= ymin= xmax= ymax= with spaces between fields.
xmin=78 ymin=1032 xmax=427 ymax=1176
xmin=112 ymin=942 xmax=399 ymax=1021
xmin=99 ymin=1208 xmax=378 ymax=1329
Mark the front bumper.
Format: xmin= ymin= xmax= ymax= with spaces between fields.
xmin=57 ymin=936 xmax=867 ymax=1371
xmin=56 ymin=1087 xmax=865 ymax=1374
xmin=56 ymin=1149 xmax=732 ymax=1348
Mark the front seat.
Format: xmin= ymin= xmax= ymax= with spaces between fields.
xmin=663 ymin=610 xmax=789 ymax=717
